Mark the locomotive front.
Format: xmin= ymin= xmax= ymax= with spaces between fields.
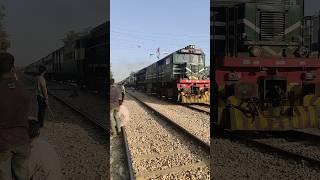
xmin=214 ymin=0 xmax=320 ymax=130
xmin=174 ymin=45 xmax=210 ymax=103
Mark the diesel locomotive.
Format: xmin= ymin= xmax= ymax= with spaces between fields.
xmin=125 ymin=45 xmax=210 ymax=103
xmin=24 ymin=21 xmax=108 ymax=94
xmin=213 ymin=0 xmax=320 ymax=130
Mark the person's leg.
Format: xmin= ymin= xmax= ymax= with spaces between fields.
xmin=37 ymin=96 xmax=46 ymax=127
xmin=110 ymin=109 xmax=117 ymax=135
xmin=41 ymin=100 xmax=47 ymax=127
xmin=0 ymin=150 xmax=13 ymax=180
xmin=114 ymin=109 xmax=121 ymax=134
xmin=11 ymin=144 xmax=30 ymax=180
xmin=37 ymin=95 xmax=42 ymax=126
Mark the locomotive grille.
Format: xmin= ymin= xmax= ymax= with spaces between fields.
xmin=258 ymin=0 xmax=283 ymax=4
xmin=258 ymin=0 xmax=294 ymax=5
xmin=260 ymin=11 xmax=285 ymax=41
xmin=191 ymin=65 xmax=198 ymax=73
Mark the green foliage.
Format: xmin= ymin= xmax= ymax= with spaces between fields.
xmin=0 ymin=5 xmax=10 ymax=51
xmin=62 ymin=31 xmax=81 ymax=45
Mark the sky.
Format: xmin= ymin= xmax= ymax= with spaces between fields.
xmin=305 ymin=0 xmax=320 ymax=16
xmin=111 ymin=0 xmax=210 ymax=82
xmin=1 ymin=0 xmax=108 ymax=67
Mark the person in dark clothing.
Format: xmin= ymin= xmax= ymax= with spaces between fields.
xmin=121 ymin=84 xmax=125 ymax=101
xmin=110 ymin=79 xmax=120 ymax=136
xmin=36 ymin=66 xmax=49 ymax=128
xmin=0 ymin=52 xmax=31 ymax=180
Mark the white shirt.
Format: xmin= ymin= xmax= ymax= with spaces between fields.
xmin=29 ymin=138 xmax=62 ymax=180
xmin=118 ymin=105 xmax=129 ymax=127
xmin=121 ymin=85 xmax=125 ymax=94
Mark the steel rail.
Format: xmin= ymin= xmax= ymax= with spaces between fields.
xmin=121 ymin=126 xmax=135 ymax=180
xmin=222 ymin=130 xmax=320 ymax=167
xmin=183 ymin=104 xmax=210 ymax=115
xmin=22 ymin=74 xmax=108 ymax=131
xmin=127 ymin=91 xmax=210 ymax=153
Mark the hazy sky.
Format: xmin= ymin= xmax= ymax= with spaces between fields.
xmin=305 ymin=0 xmax=320 ymax=15
xmin=111 ymin=0 xmax=210 ymax=82
xmin=1 ymin=0 xmax=108 ymax=67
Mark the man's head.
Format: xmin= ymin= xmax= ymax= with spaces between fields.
xmin=38 ymin=65 xmax=47 ymax=75
xmin=111 ymin=78 xmax=115 ymax=85
xmin=0 ymin=52 xmax=15 ymax=78
xmin=38 ymin=66 xmax=47 ymax=75
xmin=28 ymin=120 xmax=40 ymax=139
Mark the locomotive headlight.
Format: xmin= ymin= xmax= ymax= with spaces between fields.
xmin=241 ymin=33 xmax=247 ymax=40
xmin=249 ymin=46 xmax=261 ymax=57
xmin=298 ymin=47 xmax=309 ymax=58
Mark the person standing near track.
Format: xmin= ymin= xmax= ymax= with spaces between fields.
xmin=110 ymin=79 xmax=120 ymax=136
xmin=36 ymin=66 xmax=49 ymax=128
xmin=117 ymin=99 xmax=129 ymax=133
xmin=121 ymin=84 xmax=125 ymax=101
xmin=0 ymin=52 xmax=31 ymax=180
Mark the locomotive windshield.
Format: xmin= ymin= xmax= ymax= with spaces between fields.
xmin=173 ymin=53 xmax=207 ymax=80
xmin=175 ymin=54 xmax=205 ymax=65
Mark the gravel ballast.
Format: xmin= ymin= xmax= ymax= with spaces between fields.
xmin=128 ymin=90 xmax=210 ymax=145
xmin=124 ymin=96 xmax=210 ymax=179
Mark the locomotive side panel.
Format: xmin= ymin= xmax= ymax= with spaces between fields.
xmin=131 ymin=45 xmax=210 ymax=103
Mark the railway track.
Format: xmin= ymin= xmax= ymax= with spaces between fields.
xmin=128 ymin=89 xmax=210 ymax=115
xmin=21 ymin=74 xmax=108 ymax=131
xmin=127 ymin=90 xmax=210 ymax=146
xmin=48 ymin=92 xmax=107 ymax=131
xmin=222 ymin=129 xmax=320 ymax=168
xmin=184 ymin=104 xmax=210 ymax=115
xmin=123 ymin=94 xmax=210 ymax=179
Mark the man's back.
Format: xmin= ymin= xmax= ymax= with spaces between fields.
xmin=29 ymin=138 xmax=61 ymax=180
xmin=110 ymin=84 xmax=120 ymax=109
xmin=0 ymin=79 xmax=30 ymax=149
xmin=121 ymin=85 xmax=125 ymax=93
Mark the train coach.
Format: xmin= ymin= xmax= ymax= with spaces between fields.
xmin=124 ymin=45 xmax=210 ymax=103
xmin=213 ymin=0 xmax=320 ymax=131
xmin=25 ymin=22 xmax=108 ymax=94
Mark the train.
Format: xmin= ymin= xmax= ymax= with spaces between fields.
xmin=123 ymin=45 xmax=210 ymax=103
xmin=24 ymin=21 xmax=108 ymax=94
xmin=213 ymin=0 xmax=320 ymax=130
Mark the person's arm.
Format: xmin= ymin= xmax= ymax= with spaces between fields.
xmin=40 ymin=77 xmax=49 ymax=104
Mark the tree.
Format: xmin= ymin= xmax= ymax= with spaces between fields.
xmin=0 ymin=5 xmax=10 ymax=51
xmin=110 ymin=70 xmax=113 ymax=80
xmin=62 ymin=31 xmax=81 ymax=45
xmin=62 ymin=27 xmax=92 ymax=45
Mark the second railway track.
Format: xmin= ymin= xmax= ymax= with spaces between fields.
xmin=126 ymin=90 xmax=210 ymax=146
xmin=123 ymin=94 xmax=210 ymax=179
xmin=222 ymin=129 xmax=320 ymax=168
xmin=184 ymin=104 xmax=210 ymax=115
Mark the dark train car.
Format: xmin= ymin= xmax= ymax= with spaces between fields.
xmin=24 ymin=21 xmax=108 ymax=94
xmin=135 ymin=68 xmax=147 ymax=91
xmin=130 ymin=45 xmax=210 ymax=103
xmin=83 ymin=22 xmax=108 ymax=93
xmin=213 ymin=0 xmax=320 ymax=131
